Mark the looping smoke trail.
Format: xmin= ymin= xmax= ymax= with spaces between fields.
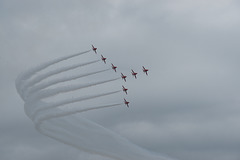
xmin=28 ymin=77 xmax=120 ymax=101
xmin=34 ymin=103 xmax=122 ymax=126
xmin=22 ymin=60 xmax=100 ymax=99
xmin=30 ymin=90 xmax=121 ymax=119
xmin=16 ymin=50 xmax=91 ymax=99
xmin=15 ymin=50 xmax=176 ymax=160
xmin=27 ymin=69 xmax=110 ymax=95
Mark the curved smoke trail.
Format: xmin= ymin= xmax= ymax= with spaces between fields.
xmin=15 ymin=50 xmax=175 ymax=160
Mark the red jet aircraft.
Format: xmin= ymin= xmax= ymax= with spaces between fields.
xmin=142 ymin=66 xmax=149 ymax=75
xmin=111 ymin=63 xmax=117 ymax=72
xmin=92 ymin=45 xmax=97 ymax=54
xmin=124 ymin=98 xmax=129 ymax=107
xmin=101 ymin=55 xmax=106 ymax=63
xmin=131 ymin=69 xmax=138 ymax=79
xmin=122 ymin=85 xmax=128 ymax=94
xmin=121 ymin=73 xmax=127 ymax=82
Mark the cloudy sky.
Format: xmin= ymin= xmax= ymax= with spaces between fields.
xmin=1 ymin=0 xmax=240 ymax=160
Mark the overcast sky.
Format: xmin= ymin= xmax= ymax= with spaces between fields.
xmin=1 ymin=0 xmax=240 ymax=160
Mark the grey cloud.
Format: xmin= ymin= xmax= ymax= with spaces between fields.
xmin=1 ymin=0 xmax=240 ymax=160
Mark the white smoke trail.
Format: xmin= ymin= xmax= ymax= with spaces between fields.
xmin=22 ymin=60 xmax=100 ymax=99
xmin=27 ymin=69 xmax=110 ymax=95
xmin=15 ymin=50 xmax=91 ymax=98
xmin=30 ymin=90 xmax=121 ymax=119
xmin=28 ymin=77 xmax=120 ymax=101
xmin=34 ymin=103 xmax=122 ymax=126
xmin=15 ymin=49 xmax=176 ymax=160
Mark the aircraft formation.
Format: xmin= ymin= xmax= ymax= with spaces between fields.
xmin=92 ymin=45 xmax=149 ymax=108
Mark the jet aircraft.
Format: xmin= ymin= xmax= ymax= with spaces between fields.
xmin=121 ymin=73 xmax=127 ymax=82
xmin=92 ymin=45 xmax=97 ymax=53
xmin=122 ymin=85 xmax=128 ymax=94
xmin=142 ymin=66 xmax=149 ymax=75
xmin=131 ymin=69 xmax=138 ymax=79
xmin=101 ymin=55 xmax=106 ymax=63
xmin=124 ymin=98 xmax=129 ymax=107
xmin=111 ymin=63 xmax=117 ymax=72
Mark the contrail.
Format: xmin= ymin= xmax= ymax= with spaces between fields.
xmin=26 ymin=69 xmax=110 ymax=96
xmin=34 ymin=117 xmax=125 ymax=160
xmin=28 ymin=77 xmax=120 ymax=101
xmin=16 ymin=50 xmax=91 ymax=97
xmin=22 ymin=60 xmax=100 ymax=99
xmin=34 ymin=103 xmax=122 ymax=127
xmin=15 ymin=49 xmax=177 ymax=160
xmin=18 ymin=50 xmax=91 ymax=82
xmin=34 ymin=114 xmax=171 ymax=160
xmin=30 ymin=90 xmax=121 ymax=119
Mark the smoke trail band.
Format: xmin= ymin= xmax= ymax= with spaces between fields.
xmin=28 ymin=77 xmax=120 ymax=101
xmin=34 ymin=103 xmax=122 ymax=127
xmin=15 ymin=49 xmax=176 ymax=160
xmin=22 ymin=60 xmax=100 ymax=99
xmin=27 ymin=69 xmax=110 ymax=95
xmin=16 ymin=50 xmax=91 ymax=99
xmin=30 ymin=90 xmax=121 ymax=119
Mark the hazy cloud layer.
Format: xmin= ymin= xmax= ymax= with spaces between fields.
xmin=1 ymin=0 xmax=240 ymax=160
